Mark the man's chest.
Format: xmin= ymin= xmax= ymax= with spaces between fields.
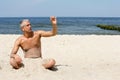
xmin=20 ymin=36 xmax=41 ymax=50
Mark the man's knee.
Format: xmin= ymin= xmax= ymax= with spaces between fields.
xmin=14 ymin=55 xmax=22 ymax=64
xmin=10 ymin=55 xmax=22 ymax=69
xmin=42 ymin=58 xmax=56 ymax=69
xmin=49 ymin=59 xmax=56 ymax=66
xmin=10 ymin=58 xmax=19 ymax=69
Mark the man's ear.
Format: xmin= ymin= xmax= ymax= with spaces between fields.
xmin=21 ymin=27 xmax=24 ymax=31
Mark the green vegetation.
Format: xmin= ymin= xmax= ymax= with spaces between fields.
xmin=96 ymin=24 xmax=120 ymax=31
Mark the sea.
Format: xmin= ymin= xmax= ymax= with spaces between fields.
xmin=0 ymin=17 xmax=120 ymax=35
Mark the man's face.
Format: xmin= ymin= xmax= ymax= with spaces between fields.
xmin=22 ymin=21 xmax=32 ymax=32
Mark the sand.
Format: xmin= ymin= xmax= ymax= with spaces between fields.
xmin=0 ymin=34 xmax=120 ymax=80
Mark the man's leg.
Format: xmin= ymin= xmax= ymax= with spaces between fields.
xmin=42 ymin=58 xmax=56 ymax=69
xmin=10 ymin=55 xmax=22 ymax=69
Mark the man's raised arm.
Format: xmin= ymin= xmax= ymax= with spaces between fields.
xmin=39 ymin=16 xmax=58 ymax=37
xmin=50 ymin=16 xmax=57 ymax=36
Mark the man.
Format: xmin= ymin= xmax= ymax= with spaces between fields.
xmin=10 ymin=16 xmax=57 ymax=69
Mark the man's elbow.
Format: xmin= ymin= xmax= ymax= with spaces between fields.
xmin=52 ymin=31 xmax=57 ymax=36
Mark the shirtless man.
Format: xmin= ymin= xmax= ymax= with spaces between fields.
xmin=10 ymin=16 xmax=57 ymax=69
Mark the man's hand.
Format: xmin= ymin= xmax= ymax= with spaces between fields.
xmin=50 ymin=16 xmax=57 ymax=25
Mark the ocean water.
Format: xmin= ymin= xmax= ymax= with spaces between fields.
xmin=0 ymin=17 xmax=120 ymax=35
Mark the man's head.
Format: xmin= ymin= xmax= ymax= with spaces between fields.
xmin=20 ymin=19 xmax=32 ymax=32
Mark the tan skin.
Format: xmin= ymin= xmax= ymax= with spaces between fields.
xmin=10 ymin=16 xmax=57 ymax=69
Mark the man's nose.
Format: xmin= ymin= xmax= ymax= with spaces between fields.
xmin=28 ymin=24 xmax=31 ymax=28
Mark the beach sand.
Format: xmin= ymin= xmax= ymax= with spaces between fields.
xmin=0 ymin=34 xmax=120 ymax=80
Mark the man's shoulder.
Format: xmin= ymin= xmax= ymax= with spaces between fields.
xmin=14 ymin=36 xmax=23 ymax=45
xmin=16 ymin=35 xmax=25 ymax=42
xmin=16 ymin=35 xmax=27 ymax=45
xmin=17 ymin=35 xmax=24 ymax=39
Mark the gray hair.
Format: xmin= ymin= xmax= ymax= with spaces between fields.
xmin=20 ymin=19 xmax=30 ymax=27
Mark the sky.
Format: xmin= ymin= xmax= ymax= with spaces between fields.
xmin=0 ymin=0 xmax=120 ymax=17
